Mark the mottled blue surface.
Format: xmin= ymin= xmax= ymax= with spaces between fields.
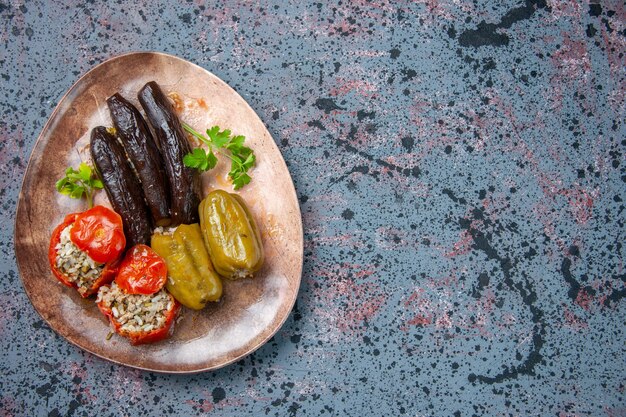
xmin=2 ymin=1 xmax=625 ymax=416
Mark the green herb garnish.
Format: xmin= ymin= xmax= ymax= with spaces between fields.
xmin=55 ymin=162 xmax=103 ymax=208
xmin=182 ymin=123 xmax=256 ymax=190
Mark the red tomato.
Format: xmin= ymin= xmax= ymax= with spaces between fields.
xmin=115 ymin=244 xmax=168 ymax=295
xmin=70 ymin=205 xmax=126 ymax=263
xmin=48 ymin=212 xmax=120 ymax=297
xmin=49 ymin=213 xmax=79 ymax=288
xmin=97 ymin=290 xmax=179 ymax=345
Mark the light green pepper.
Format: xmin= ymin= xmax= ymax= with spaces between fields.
xmin=151 ymin=224 xmax=222 ymax=309
xmin=199 ymin=190 xmax=264 ymax=279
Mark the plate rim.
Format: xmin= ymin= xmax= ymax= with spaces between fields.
xmin=13 ymin=50 xmax=304 ymax=374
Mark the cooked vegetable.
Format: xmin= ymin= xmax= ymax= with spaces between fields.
xmin=138 ymin=81 xmax=200 ymax=226
xmin=115 ymin=244 xmax=168 ymax=295
xmin=55 ymin=162 xmax=103 ymax=208
xmin=199 ymin=190 xmax=264 ymax=279
xmin=107 ymin=93 xmax=171 ymax=226
xmin=48 ymin=211 xmax=121 ymax=297
xmin=182 ymin=124 xmax=256 ymax=190
xmin=70 ymin=205 xmax=126 ymax=263
xmin=90 ymin=126 xmax=152 ymax=248
xmin=151 ymin=224 xmax=222 ymax=310
xmin=97 ymin=282 xmax=179 ymax=345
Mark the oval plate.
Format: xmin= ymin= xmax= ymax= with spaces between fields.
xmin=14 ymin=52 xmax=303 ymax=373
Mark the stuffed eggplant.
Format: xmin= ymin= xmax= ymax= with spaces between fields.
xmin=90 ymin=126 xmax=152 ymax=248
xmin=138 ymin=81 xmax=200 ymax=226
xmin=107 ymin=93 xmax=171 ymax=226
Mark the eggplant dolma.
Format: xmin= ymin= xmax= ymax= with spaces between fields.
xmin=90 ymin=126 xmax=152 ymax=247
xmin=107 ymin=93 xmax=171 ymax=226
xmin=138 ymin=81 xmax=201 ymax=226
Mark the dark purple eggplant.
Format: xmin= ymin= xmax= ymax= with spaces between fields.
xmin=107 ymin=93 xmax=171 ymax=227
xmin=138 ymin=81 xmax=200 ymax=226
xmin=90 ymin=126 xmax=152 ymax=248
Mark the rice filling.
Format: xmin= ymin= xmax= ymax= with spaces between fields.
xmin=97 ymin=283 xmax=173 ymax=333
xmin=55 ymin=224 xmax=104 ymax=295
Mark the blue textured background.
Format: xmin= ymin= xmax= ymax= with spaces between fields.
xmin=2 ymin=1 xmax=625 ymax=416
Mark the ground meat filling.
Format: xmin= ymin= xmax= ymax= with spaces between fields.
xmin=55 ymin=224 xmax=104 ymax=296
xmin=97 ymin=283 xmax=173 ymax=334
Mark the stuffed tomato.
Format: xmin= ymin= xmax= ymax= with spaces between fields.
xmin=96 ymin=245 xmax=180 ymax=345
xmin=97 ymin=283 xmax=179 ymax=345
xmin=48 ymin=206 xmax=125 ymax=297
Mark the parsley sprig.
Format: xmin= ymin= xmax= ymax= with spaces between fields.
xmin=55 ymin=162 xmax=103 ymax=208
xmin=182 ymin=123 xmax=256 ymax=190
